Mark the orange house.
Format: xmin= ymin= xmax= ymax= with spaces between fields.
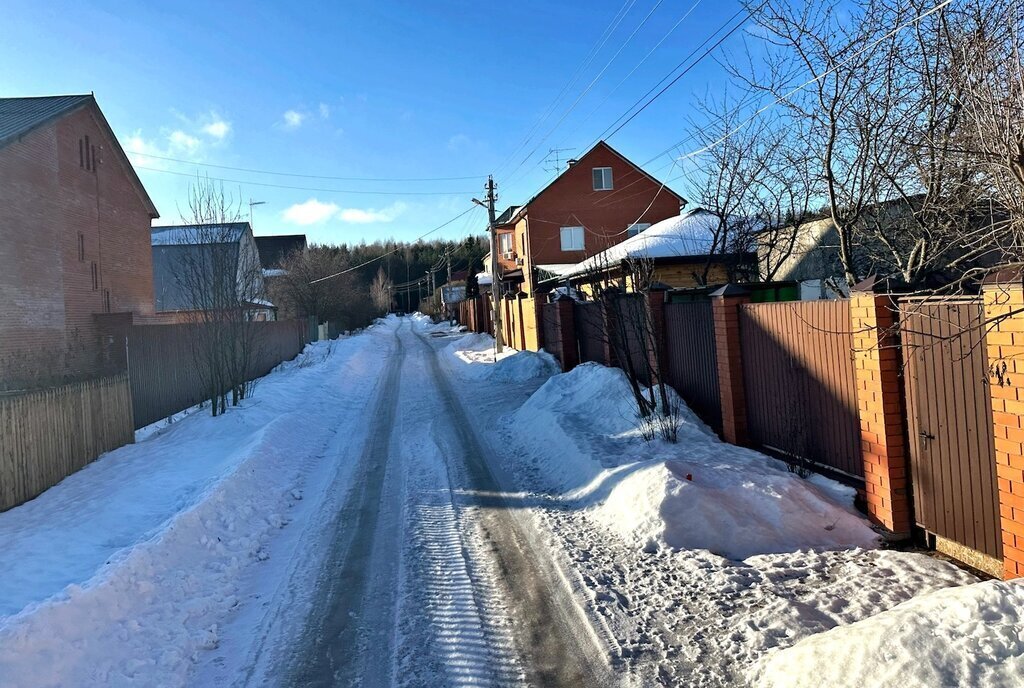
xmin=492 ymin=140 xmax=685 ymax=298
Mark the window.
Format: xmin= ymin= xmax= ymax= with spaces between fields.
xmin=79 ymin=138 xmax=84 ymax=168
xmin=77 ymin=233 xmax=85 ymax=261
xmin=91 ymin=145 xmax=97 ymax=171
xmin=626 ymin=223 xmax=651 ymax=238
xmin=499 ymin=232 xmax=513 ymax=258
xmin=91 ymin=261 xmax=98 ymax=290
xmin=592 ymin=166 xmax=613 ymax=191
xmin=560 ymin=226 xmax=585 ymax=252
xmin=84 ymin=136 xmax=91 ymax=171
xmin=103 ymin=289 xmax=111 ymax=313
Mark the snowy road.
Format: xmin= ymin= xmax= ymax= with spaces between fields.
xmin=220 ymin=317 xmax=613 ymax=687
xmin=2 ymin=314 xmax=1016 ymax=688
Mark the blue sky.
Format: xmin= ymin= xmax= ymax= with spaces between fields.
xmin=1 ymin=0 xmax=749 ymax=245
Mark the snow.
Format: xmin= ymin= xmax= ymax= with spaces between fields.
xmin=753 ymin=579 xmax=1024 ymax=688
xmin=508 ymin=362 xmax=877 ymax=559
xmin=150 ymin=224 xmax=246 ymax=246
xmin=443 ymin=331 xmax=559 ymax=383
xmin=567 ymin=208 xmax=739 ymax=278
xmin=441 ymin=330 xmax=1000 ymax=684
xmin=0 ymin=332 xmax=382 ymax=687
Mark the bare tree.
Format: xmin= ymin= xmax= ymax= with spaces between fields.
xmin=272 ymin=246 xmax=373 ymax=329
xmin=370 ymin=267 xmax=393 ymax=314
xmin=174 ymin=178 xmax=267 ymax=416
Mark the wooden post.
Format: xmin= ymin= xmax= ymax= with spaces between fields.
xmin=710 ymin=285 xmax=749 ymax=445
xmin=850 ymin=277 xmax=911 ymax=537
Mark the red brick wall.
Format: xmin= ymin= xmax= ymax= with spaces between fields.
xmin=525 ymin=143 xmax=682 ymax=266
xmin=0 ymin=103 xmax=155 ymax=381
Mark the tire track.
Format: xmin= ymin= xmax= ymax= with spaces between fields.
xmin=284 ymin=321 xmax=406 ymax=687
xmin=412 ymin=330 xmax=617 ymax=688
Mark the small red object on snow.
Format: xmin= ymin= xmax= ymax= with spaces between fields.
xmin=686 ymin=473 xmax=693 ymax=481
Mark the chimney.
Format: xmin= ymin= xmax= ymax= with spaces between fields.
xmin=566 ymin=159 xmax=578 ymax=168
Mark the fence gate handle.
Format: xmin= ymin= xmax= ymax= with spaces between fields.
xmin=919 ymin=430 xmax=936 ymax=440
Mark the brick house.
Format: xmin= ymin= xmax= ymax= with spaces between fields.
xmin=0 ymin=95 xmax=159 ymax=386
xmin=490 ymin=141 xmax=685 ymax=297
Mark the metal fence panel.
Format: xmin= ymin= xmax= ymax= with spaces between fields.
xmin=739 ymin=300 xmax=863 ymax=478
xmin=664 ymin=301 xmax=722 ymax=432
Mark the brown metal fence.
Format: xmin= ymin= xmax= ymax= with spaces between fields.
xmin=900 ymin=298 xmax=1002 ymax=559
xmin=541 ymin=302 xmax=562 ymax=362
xmin=739 ymin=300 xmax=863 ymax=478
xmin=128 ymin=319 xmax=308 ymax=429
xmin=664 ymin=301 xmax=722 ymax=432
xmin=610 ymin=294 xmax=652 ymax=385
xmin=0 ymin=374 xmax=134 ymax=511
xmin=574 ymin=302 xmax=607 ymax=364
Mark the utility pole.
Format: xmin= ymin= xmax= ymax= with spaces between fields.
xmin=473 ymin=176 xmax=503 ymax=353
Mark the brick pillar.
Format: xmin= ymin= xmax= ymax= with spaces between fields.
xmin=645 ymin=287 xmax=668 ymax=382
xmin=850 ymin=279 xmax=911 ymax=536
xmin=554 ymin=295 xmax=579 ymax=372
xmin=710 ymin=285 xmax=749 ymax=445
xmin=983 ymin=278 xmax=1024 ymax=579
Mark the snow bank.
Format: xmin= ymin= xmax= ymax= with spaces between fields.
xmin=0 ymin=329 xmax=387 ymax=687
xmin=753 ymin=579 xmax=1024 ymax=688
xmin=509 ymin=363 xmax=878 ymax=559
xmin=443 ymin=331 xmax=559 ymax=383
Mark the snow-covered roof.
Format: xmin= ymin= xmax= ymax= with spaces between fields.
xmin=151 ymin=223 xmax=248 ymax=246
xmin=262 ymin=268 xmax=288 ymax=278
xmin=475 ymin=271 xmax=493 ymax=286
xmin=536 ymin=263 xmax=578 ymax=278
xmin=565 ymin=209 xmax=737 ymax=278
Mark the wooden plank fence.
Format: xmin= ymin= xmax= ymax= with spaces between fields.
xmin=0 ymin=374 xmax=133 ymax=511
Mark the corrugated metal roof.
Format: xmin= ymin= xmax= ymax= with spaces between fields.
xmin=0 ymin=94 xmax=93 ymax=149
xmin=151 ymin=223 xmax=249 ymax=246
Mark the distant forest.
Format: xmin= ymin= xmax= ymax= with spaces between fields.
xmin=270 ymin=235 xmax=489 ymax=329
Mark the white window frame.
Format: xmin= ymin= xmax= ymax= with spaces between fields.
xmin=499 ymin=232 xmax=514 ymax=258
xmin=592 ymin=166 xmax=613 ymax=191
xmin=560 ymin=226 xmax=585 ymax=252
xmin=626 ymin=222 xmax=651 ymax=238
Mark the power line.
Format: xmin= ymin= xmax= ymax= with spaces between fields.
xmin=309 ymin=205 xmax=481 ymax=284
xmin=673 ymin=0 xmax=955 ymax=164
xmin=491 ymin=0 xmax=639 ymax=178
xmin=595 ymin=5 xmax=750 ymax=145
xmin=126 ymin=150 xmax=482 ymax=182
xmin=134 ymin=165 xmax=477 ymax=196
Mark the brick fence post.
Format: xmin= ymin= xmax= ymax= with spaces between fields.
xmin=849 ymin=278 xmax=911 ymax=537
xmin=601 ymin=295 xmax=619 ymax=368
xmin=983 ymin=276 xmax=1024 ymax=579
xmin=554 ymin=295 xmax=579 ymax=372
xmin=710 ymin=285 xmax=749 ymax=445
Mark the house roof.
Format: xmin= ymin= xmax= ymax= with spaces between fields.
xmin=151 ymin=223 xmax=249 ymax=246
xmin=0 ymin=94 xmax=160 ymax=218
xmin=0 ymin=94 xmax=92 ymax=148
xmin=505 ymin=140 xmax=686 ymax=226
xmin=254 ymin=234 xmax=307 ymax=269
xmin=564 ymin=208 xmax=740 ymax=278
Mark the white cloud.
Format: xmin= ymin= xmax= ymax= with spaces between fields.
xmin=283 ymin=198 xmax=341 ymax=225
xmin=319 ymin=103 xmax=330 ymax=119
xmin=281 ymin=199 xmax=407 ymax=226
xmin=338 ymin=202 xmax=407 ymax=224
xmin=201 ymin=117 xmax=231 ymax=139
xmin=282 ymin=109 xmax=305 ymax=129
xmin=168 ymin=130 xmax=200 ymax=152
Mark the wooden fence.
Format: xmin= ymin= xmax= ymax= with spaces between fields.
xmin=0 ymin=374 xmax=134 ymax=511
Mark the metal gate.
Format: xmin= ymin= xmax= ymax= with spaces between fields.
xmin=900 ymin=298 xmax=1002 ymax=559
